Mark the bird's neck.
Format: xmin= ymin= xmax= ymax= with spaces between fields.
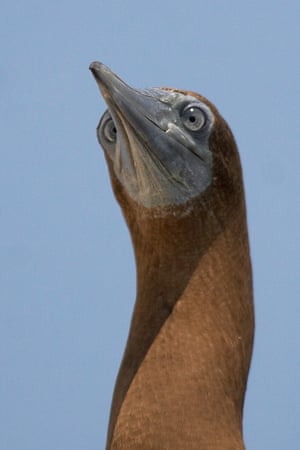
xmin=106 ymin=204 xmax=254 ymax=450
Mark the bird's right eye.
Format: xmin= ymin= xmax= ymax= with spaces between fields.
xmin=181 ymin=106 xmax=206 ymax=131
xmin=101 ymin=116 xmax=117 ymax=143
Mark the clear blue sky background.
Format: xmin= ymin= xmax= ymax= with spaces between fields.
xmin=1 ymin=1 xmax=299 ymax=449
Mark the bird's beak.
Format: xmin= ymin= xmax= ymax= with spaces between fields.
xmin=89 ymin=61 xmax=172 ymax=138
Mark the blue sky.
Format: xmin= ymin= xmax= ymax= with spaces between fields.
xmin=1 ymin=1 xmax=299 ymax=449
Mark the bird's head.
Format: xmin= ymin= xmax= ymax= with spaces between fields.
xmin=90 ymin=62 xmax=244 ymax=227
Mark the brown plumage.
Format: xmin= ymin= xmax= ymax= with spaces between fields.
xmin=90 ymin=62 xmax=254 ymax=450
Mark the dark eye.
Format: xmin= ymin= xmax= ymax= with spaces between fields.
xmin=102 ymin=117 xmax=117 ymax=143
xmin=181 ymin=106 xmax=206 ymax=131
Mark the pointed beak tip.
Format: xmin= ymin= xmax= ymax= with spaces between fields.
xmin=89 ymin=62 xmax=115 ymax=89
xmin=89 ymin=61 xmax=102 ymax=76
xmin=89 ymin=61 xmax=100 ymax=69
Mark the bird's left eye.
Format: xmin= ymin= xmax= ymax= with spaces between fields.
xmin=102 ymin=117 xmax=117 ymax=143
xmin=181 ymin=106 xmax=206 ymax=131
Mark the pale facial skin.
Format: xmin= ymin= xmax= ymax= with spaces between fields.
xmin=91 ymin=62 xmax=215 ymax=208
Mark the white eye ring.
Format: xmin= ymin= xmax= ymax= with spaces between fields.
xmin=181 ymin=106 xmax=206 ymax=131
xmin=102 ymin=117 xmax=117 ymax=143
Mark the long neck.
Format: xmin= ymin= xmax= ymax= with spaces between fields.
xmin=106 ymin=203 xmax=254 ymax=450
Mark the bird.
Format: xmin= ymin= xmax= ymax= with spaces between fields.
xmin=89 ymin=61 xmax=254 ymax=450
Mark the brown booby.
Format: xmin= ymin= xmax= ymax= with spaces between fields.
xmin=89 ymin=62 xmax=254 ymax=450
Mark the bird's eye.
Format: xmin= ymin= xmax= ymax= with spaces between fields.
xmin=181 ymin=106 xmax=206 ymax=131
xmin=102 ymin=117 xmax=117 ymax=143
